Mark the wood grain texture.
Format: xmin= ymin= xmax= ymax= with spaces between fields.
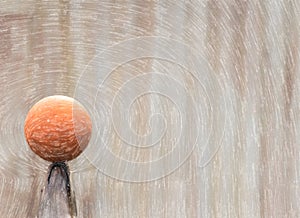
xmin=0 ymin=0 xmax=299 ymax=217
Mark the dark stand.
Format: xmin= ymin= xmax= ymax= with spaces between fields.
xmin=38 ymin=162 xmax=77 ymax=218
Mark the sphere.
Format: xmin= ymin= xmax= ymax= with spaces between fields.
xmin=24 ymin=95 xmax=92 ymax=162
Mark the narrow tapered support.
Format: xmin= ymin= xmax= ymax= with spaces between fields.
xmin=38 ymin=162 xmax=77 ymax=218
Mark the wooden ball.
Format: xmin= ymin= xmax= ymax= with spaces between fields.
xmin=24 ymin=95 xmax=92 ymax=162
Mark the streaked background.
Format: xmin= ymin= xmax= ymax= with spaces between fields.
xmin=0 ymin=0 xmax=299 ymax=217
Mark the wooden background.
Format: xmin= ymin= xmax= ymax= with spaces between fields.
xmin=0 ymin=0 xmax=299 ymax=217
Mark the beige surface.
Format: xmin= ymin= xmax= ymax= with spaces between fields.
xmin=0 ymin=0 xmax=299 ymax=217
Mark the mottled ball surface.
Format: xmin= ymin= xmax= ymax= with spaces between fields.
xmin=24 ymin=95 xmax=92 ymax=162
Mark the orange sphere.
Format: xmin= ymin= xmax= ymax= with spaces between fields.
xmin=24 ymin=95 xmax=92 ymax=162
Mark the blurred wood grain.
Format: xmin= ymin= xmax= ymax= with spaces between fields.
xmin=0 ymin=0 xmax=299 ymax=217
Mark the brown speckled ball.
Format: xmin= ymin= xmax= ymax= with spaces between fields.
xmin=24 ymin=95 xmax=92 ymax=162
